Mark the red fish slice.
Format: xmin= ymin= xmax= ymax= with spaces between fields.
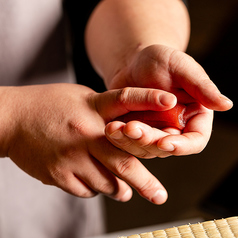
xmin=115 ymin=103 xmax=189 ymax=130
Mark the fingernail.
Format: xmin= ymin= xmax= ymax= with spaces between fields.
xmin=109 ymin=129 xmax=123 ymax=139
xmin=126 ymin=127 xmax=143 ymax=139
xmin=158 ymin=143 xmax=175 ymax=152
xmin=159 ymin=94 xmax=177 ymax=107
xmin=151 ymin=189 xmax=168 ymax=205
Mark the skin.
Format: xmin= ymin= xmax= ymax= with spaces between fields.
xmin=104 ymin=46 xmax=226 ymax=158
xmin=1 ymin=85 xmax=175 ymax=204
xmin=0 ymin=0 xmax=233 ymax=205
xmin=85 ymin=0 xmax=233 ymax=160
xmin=85 ymin=0 xmax=233 ymax=202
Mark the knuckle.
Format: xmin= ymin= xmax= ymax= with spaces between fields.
xmin=115 ymin=155 xmax=137 ymax=177
xmin=118 ymin=139 xmax=134 ymax=149
xmin=146 ymin=89 xmax=158 ymax=104
xmin=68 ymin=119 xmax=87 ymax=135
xmin=138 ymin=178 xmax=158 ymax=195
xmin=135 ymin=135 xmax=156 ymax=151
xmin=140 ymin=138 xmax=154 ymax=149
xmin=47 ymin=165 xmax=66 ymax=184
xmin=168 ymin=49 xmax=188 ymax=74
xmin=47 ymin=167 xmax=75 ymax=192
xmin=96 ymin=181 xmax=117 ymax=195
xmin=116 ymin=87 xmax=131 ymax=106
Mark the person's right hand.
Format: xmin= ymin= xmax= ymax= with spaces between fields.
xmin=2 ymin=84 xmax=178 ymax=204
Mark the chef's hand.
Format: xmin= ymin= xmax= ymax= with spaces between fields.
xmin=5 ymin=84 xmax=174 ymax=204
xmin=106 ymin=45 xmax=233 ymax=157
xmin=105 ymin=102 xmax=212 ymax=158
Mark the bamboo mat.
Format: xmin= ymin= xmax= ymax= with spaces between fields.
xmin=118 ymin=217 xmax=238 ymax=238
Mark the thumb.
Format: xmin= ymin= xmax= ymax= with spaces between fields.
xmin=169 ymin=50 xmax=233 ymax=111
xmin=94 ymin=87 xmax=177 ymax=121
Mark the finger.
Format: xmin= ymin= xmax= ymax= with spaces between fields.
xmin=49 ymin=169 xmax=98 ymax=198
xmin=74 ymin=154 xmax=133 ymax=202
xmin=89 ymin=137 xmax=168 ymax=204
xmin=123 ymin=121 xmax=173 ymax=158
xmin=105 ymin=121 xmax=171 ymax=158
xmin=105 ymin=121 xmax=150 ymax=158
xmin=169 ymin=50 xmax=233 ymax=111
xmin=55 ymin=151 xmax=133 ymax=202
xmin=158 ymin=106 xmax=213 ymax=155
xmin=162 ymin=127 xmax=181 ymax=135
xmin=60 ymin=174 xmax=131 ymax=203
xmin=93 ymin=87 xmax=177 ymax=121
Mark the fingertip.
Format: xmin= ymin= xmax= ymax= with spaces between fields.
xmin=151 ymin=189 xmax=168 ymax=205
xmin=110 ymin=188 xmax=133 ymax=202
xmin=120 ymin=188 xmax=133 ymax=202
xmin=218 ymin=94 xmax=233 ymax=111
xmin=197 ymin=86 xmax=233 ymax=111
xmin=159 ymin=93 xmax=177 ymax=108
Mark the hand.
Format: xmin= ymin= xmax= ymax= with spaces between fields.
xmin=109 ymin=44 xmax=233 ymax=111
xmin=105 ymin=102 xmax=212 ymax=158
xmin=106 ymin=45 xmax=233 ymax=156
xmin=6 ymin=84 xmax=177 ymax=204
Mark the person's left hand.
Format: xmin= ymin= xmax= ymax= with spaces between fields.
xmin=105 ymin=102 xmax=212 ymax=158
xmin=105 ymin=45 xmax=233 ymax=157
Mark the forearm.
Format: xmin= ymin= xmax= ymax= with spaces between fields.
xmin=85 ymin=0 xmax=190 ymax=88
xmin=0 ymin=87 xmax=19 ymax=157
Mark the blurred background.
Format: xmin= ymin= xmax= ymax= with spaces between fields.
xmin=66 ymin=0 xmax=238 ymax=234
